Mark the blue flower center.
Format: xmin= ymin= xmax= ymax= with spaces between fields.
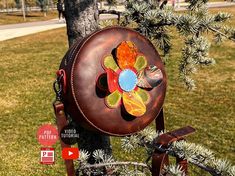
xmin=118 ymin=69 xmax=137 ymax=92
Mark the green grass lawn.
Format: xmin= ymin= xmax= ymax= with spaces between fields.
xmin=0 ymin=7 xmax=234 ymax=176
xmin=0 ymin=10 xmax=58 ymax=25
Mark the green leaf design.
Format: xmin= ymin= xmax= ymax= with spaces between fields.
xmin=136 ymin=88 xmax=150 ymax=104
xmin=105 ymin=90 xmax=122 ymax=108
xmin=134 ymin=55 xmax=147 ymax=72
xmin=103 ymin=55 xmax=119 ymax=72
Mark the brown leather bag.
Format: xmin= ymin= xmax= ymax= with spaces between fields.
xmin=58 ymin=26 xmax=167 ymax=136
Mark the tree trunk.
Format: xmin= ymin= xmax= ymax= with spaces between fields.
xmin=21 ymin=0 xmax=26 ymax=21
xmin=64 ymin=0 xmax=99 ymax=46
xmin=64 ymin=0 xmax=112 ymax=164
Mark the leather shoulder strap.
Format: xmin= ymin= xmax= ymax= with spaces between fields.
xmin=54 ymin=101 xmax=76 ymax=176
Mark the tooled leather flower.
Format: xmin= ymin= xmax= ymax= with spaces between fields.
xmin=101 ymin=41 xmax=163 ymax=117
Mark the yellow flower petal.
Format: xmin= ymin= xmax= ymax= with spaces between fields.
xmin=123 ymin=91 xmax=146 ymax=117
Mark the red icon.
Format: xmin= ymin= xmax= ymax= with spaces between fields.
xmin=37 ymin=124 xmax=58 ymax=146
xmin=40 ymin=148 xmax=55 ymax=165
xmin=62 ymin=148 xmax=79 ymax=160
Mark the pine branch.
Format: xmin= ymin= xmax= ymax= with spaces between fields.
xmin=188 ymin=0 xmax=208 ymax=11
xmin=169 ymin=141 xmax=235 ymax=176
xmin=76 ymin=149 xmax=150 ymax=175
xmin=160 ymin=0 xmax=168 ymax=9
xmin=106 ymin=0 xmax=117 ymax=6
xmin=122 ymin=0 xmax=234 ymax=90
xmin=209 ymin=26 xmax=235 ymax=42
xmin=163 ymin=165 xmax=186 ymax=176
xmin=79 ymin=161 xmax=149 ymax=170
xmin=120 ymin=127 xmax=235 ymax=176
xmin=76 ymin=129 xmax=235 ymax=176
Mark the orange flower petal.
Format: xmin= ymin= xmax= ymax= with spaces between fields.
xmin=116 ymin=41 xmax=138 ymax=69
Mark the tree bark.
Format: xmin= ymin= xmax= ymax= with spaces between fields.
xmin=64 ymin=0 xmax=112 ymax=164
xmin=21 ymin=0 xmax=26 ymax=21
xmin=64 ymin=0 xmax=99 ymax=46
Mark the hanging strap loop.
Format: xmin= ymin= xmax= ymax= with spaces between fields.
xmin=152 ymin=126 xmax=195 ymax=176
xmin=53 ymin=69 xmax=67 ymax=101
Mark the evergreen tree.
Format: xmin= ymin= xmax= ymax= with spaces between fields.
xmin=122 ymin=0 xmax=235 ymax=89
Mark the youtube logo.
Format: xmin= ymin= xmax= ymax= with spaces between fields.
xmin=62 ymin=148 xmax=79 ymax=160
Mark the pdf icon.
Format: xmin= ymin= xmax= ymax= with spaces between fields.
xmin=40 ymin=148 xmax=55 ymax=165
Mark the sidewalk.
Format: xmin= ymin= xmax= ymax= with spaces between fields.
xmin=0 ymin=14 xmax=118 ymax=41
xmin=175 ymin=1 xmax=235 ymax=9
xmin=0 ymin=19 xmax=65 ymax=41
xmin=0 ymin=1 xmax=234 ymax=42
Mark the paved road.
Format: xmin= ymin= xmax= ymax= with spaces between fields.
xmin=0 ymin=14 xmax=120 ymax=41
xmin=0 ymin=1 xmax=234 ymax=42
xmin=176 ymin=1 xmax=235 ymax=9
xmin=0 ymin=19 xmax=65 ymax=41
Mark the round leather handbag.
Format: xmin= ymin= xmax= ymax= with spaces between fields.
xmin=57 ymin=26 xmax=167 ymax=136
